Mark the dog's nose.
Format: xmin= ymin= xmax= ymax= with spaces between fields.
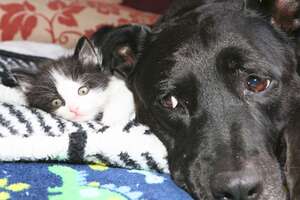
xmin=211 ymin=170 xmax=262 ymax=200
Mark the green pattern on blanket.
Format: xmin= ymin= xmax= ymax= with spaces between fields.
xmin=48 ymin=165 xmax=128 ymax=200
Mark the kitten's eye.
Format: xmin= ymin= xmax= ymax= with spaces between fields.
xmin=246 ymin=75 xmax=271 ymax=93
xmin=78 ymin=86 xmax=89 ymax=96
xmin=160 ymin=95 xmax=179 ymax=110
xmin=52 ymin=98 xmax=63 ymax=108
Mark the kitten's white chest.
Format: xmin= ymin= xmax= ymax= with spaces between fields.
xmin=101 ymin=76 xmax=135 ymax=126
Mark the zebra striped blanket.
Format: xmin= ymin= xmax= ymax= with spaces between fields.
xmin=0 ymin=49 xmax=169 ymax=173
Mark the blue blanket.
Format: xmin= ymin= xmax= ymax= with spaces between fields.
xmin=0 ymin=163 xmax=192 ymax=200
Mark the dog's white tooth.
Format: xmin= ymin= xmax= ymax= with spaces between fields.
xmin=171 ymin=96 xmax=178 ymax=109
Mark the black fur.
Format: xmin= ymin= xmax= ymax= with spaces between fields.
xmin=92 ymin=1 xmax=300 ymax=199
xmin=271 ymin=3 xmax=300 ymax=197
xmin=91 ymin=24 xmax=150 ymax=79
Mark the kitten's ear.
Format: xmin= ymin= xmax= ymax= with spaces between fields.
xmin=11 ymin=69 xmax=36 ymax=92
xmin=90 ymin=24 xmax=151 ymax=78
xmin=74 ymin=36 xmax=103 ymax=69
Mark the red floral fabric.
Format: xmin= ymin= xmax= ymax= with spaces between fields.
xmin=0 ymin=0 xmax=159 ymax=47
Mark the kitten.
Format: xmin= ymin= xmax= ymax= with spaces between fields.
xmin=6 ymin=37 xmax=134 ymax=125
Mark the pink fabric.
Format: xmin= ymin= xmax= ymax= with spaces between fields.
xmin=0 ymin=0 xmax=160 ymax=47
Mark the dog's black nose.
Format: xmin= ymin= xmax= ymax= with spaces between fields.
xmin=211 ymin=170 xmax=262 ymax=200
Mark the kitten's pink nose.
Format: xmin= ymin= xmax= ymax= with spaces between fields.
xmin=69 ymin=106 xmax=80 ymax=116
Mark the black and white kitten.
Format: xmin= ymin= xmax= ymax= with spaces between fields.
xmin=0 ymin=37 xmax=134 ymax=125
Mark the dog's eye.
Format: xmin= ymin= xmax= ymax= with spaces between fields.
xmin=160 ymin=95 xmax=179 ymax=110
xmin=246 ymin=75 xmax=271 ymax=93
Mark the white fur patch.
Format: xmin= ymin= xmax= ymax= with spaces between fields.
xmin=50 ymin=70 xmax=134 ymax=124
xmin=50 ymin=70 xmax=105 ymax=122
xmin=101 ymin=76 xmax=135 ymax=126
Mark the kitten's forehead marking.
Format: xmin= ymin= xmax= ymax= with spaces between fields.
xmin=51 ymin=69 xmax=81 ymax=85
xmin=50 ymin=69 xmax=104 ymax=105
xmin=50 ymin=70 xmax=83 ymax=102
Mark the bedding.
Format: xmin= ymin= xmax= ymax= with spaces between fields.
xmin=0 ymin=0 xmax=159 ymax=48
xmin=0 ymin=42 xmax=193 ymax=200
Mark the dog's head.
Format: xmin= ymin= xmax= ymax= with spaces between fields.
xmin=98 ymin=1 xmax=300 ymax=199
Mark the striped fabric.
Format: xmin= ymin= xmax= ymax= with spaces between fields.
xmin=0 ymin=50 xmax=169 ymax=173
xmin=0 ymin=49 xmax=51 ymax=87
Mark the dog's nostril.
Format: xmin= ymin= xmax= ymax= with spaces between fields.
xmin=211 ymin=171 xmax=262 ymax=200
xmin=215 ymin=186 xmax=260 ymax=200
xmin=215 ymin=184 xmax=261 ymax=200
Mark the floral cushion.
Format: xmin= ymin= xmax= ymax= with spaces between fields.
xmin=0 ymin=0 xmax=159 ymax=48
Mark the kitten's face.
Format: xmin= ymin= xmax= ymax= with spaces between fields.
xmin=18 ymin=58 xmax=110 ymax=122
xmin=13 ymin=37 xmax=110 ymax=122
xmin=47 ymin=68 xmax=109 ymax=122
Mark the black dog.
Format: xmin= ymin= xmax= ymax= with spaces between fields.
xmin=93 ymin=0 xmax=300 ymax=199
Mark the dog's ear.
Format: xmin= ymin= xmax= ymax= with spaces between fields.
xmin=90 ymin=24 xmax=151 ymax=78
xmin=272 ymin=0 xmax=300 ymax=32
xmin=74 ymin=36 xmax=103 ymax=70
xmin=244 ymin=0 xmax=299 ymax=32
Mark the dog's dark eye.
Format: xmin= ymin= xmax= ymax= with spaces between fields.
xmin=160 ymin=95 xmax=179 ymax=110
xmin=246 ymin=75 xmax=271 ymax=93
